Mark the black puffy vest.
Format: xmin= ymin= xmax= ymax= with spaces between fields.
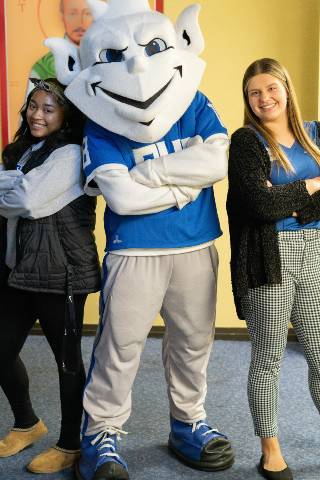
xmin=8 ymin=195 xmax=101 ymax=294
xmin=1 ymin=140 xmax=100 ymax=294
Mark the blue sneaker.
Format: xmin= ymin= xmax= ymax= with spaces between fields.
xmin=168 ymin=417 xmax=235 ymax=471
xmin=75 ymin=429 xmax=129 ymax=480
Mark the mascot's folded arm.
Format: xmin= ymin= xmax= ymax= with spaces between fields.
xmin=130 ymin=133 xmax=229 ymax=188
xmin=93 ymin=166 xmax=194 ymax=215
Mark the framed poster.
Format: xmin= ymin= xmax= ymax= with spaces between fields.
xmin=0 ymin=0 xmax=164 ymax=148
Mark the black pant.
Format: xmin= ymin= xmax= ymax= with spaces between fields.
xmin=0 ymin=287 xmax=87 ymax=450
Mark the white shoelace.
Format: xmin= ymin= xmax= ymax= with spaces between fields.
xmin=192 ymin=421 xmax=220 ymax=437
xmin=91 ymin=428 xmax=128 ymax=460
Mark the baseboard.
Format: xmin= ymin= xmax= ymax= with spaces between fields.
xmin=31 ymin=324 xmax=298 ymax=341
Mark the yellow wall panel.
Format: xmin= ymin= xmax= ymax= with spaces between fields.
xmin=3 ymin=1 xmax=320 ymax=328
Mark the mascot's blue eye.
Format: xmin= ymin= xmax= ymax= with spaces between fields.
xmin=99 ymin=49 xmax=124 ymax=63
xmin=144 ymin=38 xmax=167 ymax=57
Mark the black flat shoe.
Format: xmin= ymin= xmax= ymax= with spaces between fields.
xmin=258 ymin=456 xmax=293 ymax=480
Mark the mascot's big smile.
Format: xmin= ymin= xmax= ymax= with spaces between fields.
xmin=90 ymin=66 xmax=183 ymax=110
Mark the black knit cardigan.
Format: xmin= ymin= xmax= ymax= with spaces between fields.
xmin=227 ymin=125 xmax=320 ymax=319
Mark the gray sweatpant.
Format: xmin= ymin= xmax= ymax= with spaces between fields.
xmin=83 ymin=246 xmax=218 ymax=436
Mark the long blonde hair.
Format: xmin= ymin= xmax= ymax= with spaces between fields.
xmin=243 ymin=58 xmax=320 ymax=172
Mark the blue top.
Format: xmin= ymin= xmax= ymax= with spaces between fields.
xmin=269 ymin=122 xmax=320 ymax=231
xmin=83 ymin=91 xmax=227 ymax=252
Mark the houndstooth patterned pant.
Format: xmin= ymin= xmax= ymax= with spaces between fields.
xmin=242 ymin=229 xmax=320 ymax=437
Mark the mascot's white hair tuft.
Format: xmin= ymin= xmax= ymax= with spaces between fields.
xmin=87 ymin=0 xmax=151 ymax=21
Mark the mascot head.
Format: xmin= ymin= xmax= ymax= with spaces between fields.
xmin=46 ymin=0 xmax=206 ymax=143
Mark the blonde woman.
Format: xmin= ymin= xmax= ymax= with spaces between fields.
xmin=227 ymin=58 xmax=320 ymax=480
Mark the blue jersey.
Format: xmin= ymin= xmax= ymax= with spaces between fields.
xmin=83 ymin=91 xmax=227 ymax=252
xmin=270 ymin=121 xmax=320 ymax=231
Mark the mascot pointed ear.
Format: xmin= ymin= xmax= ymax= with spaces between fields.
xmin=86 ymin=0 xmax=108 ymax=21
xmin=44 ymin=38 xmax=81 ymax=86
xmin=175 ymin=4 xmax=204 ymax=55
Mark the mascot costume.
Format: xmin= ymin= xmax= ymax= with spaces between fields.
xmin=47 ymin=1 xmax=234 ymax=478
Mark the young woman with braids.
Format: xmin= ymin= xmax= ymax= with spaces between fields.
xmin=0 ymin=79 xmax=100 ymax=474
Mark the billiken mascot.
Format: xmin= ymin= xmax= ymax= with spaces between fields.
xmin=47 ymin=0 xmax=234 ymax=478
